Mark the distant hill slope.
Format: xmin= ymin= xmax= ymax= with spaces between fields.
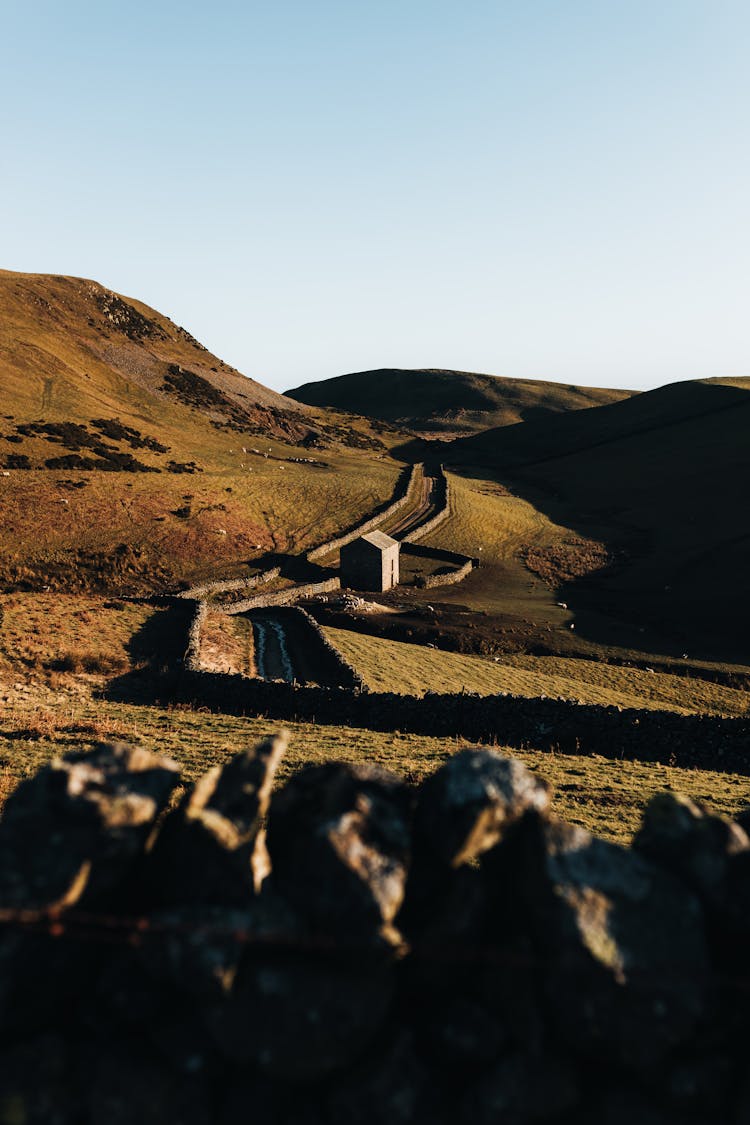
xmin=446 ymin=377 xmax=750 ymax=662
xmin=285 ymin=367 xmax=634 ymax=434
xmin=0 ymin=269 xmax=315 ymax=447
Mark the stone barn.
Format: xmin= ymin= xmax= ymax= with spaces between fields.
xmin=340 ymin=531 xmax=400 ymax=592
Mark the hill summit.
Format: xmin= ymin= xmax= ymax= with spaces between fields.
xmin=0 ymin=269 xmax=313 ymax=445
xmin=286 ymin=367 xmax=634 ymax=435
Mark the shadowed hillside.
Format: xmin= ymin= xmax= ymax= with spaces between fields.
xmin=286 ymin=366 xmax=634 ymax=434
xmin=442 ymin=378 xmax=750 ymax=662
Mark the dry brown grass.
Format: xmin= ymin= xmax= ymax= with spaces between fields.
xmin=64 ymin=717 xmax=136 ymax=740
xmin=0 ymin=593 xmax=156 ymax=679
xmin=12 ymin=709 xmax=62 ymax=740
xmin=521 ymin=537 xmax=613 ymax=586
xmin=1 ymin=683 xmax=749 ymax=846
xmin=50 ymin=651 xmax=130 ymax=675
xmin=198 ymin=611 xmax=255 ymax=675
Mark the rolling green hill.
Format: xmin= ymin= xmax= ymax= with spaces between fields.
xmin=285 ymin=366 xmax=634 ymax=434
xmin=0 ymin=269 xmax=316 ymax=445
xmin=444 ymin=377 xmax=750 ymax=663
xmin=0 ymin=271 xmax=401 ymax=591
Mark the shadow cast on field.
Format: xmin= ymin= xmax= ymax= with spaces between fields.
xmin=393 ymin=382 xmax=750 ymax=665
xmin=100 ymin=600 xmax=192 ymax=706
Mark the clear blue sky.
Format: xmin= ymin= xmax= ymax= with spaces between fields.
xmin=2 ymin=0 xmax=748 ymax=392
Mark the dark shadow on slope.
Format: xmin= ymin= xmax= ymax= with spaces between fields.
xmin=239 ymin=550 xmax=333 ymax=583
xmin=394 ymin=381 xmax=750 ymax=665
xmin=101 ymin=599 xmax=194 ymax=705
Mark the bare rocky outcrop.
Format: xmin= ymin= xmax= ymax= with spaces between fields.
xmin=1 ymin=740 xmax=750 ymax=1122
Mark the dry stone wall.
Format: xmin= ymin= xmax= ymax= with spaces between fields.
xmin=398 ymin=476 xmax=475 ymax=588
xmin=176 ymin=566 xmax=282 ymax=602
xmin=417 ymin=557 xmax=476 ymax=589
xmin=225 ymin=577 xmax=341 ymax=615
xmin=176 ymin=668 xmax=750 ymax=775
xmin=307 ymin=463 xmax=422 ymax=561
xmin=2 ymin=737 xmax=750 ymax=1123
xmin=294 ymin=606 xmax=367 ymax=690
xmin=183 ymin=600 xmax=208 ymax=672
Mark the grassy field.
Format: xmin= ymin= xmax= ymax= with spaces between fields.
xmin=0 ymin=592 xmax=160 ymax=677
xmin=199 ymin=609 xmax=256 ymax=675
xmin=401 ymin=469 xmax=599 ymax=644
xmin=1 ymin=681 xmax=749 ymax=847
xmin=379 ymin=466 xmax=750 ymax=685
xmin=1 ymin=592 xmax=749 ymax=846
xmin=0 ymin=452 xmax=400 ymax=592
xmin=447 ymin=377 xmax=750 ymax=664
xmin=322 ymin=625 xmax=750 ymax=716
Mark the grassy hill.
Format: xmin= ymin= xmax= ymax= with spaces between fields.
xmin=0 ymin=269 xmax=316 ymax=443
xmin=285 ymin=367 xmax=634 ymax=434
xmin=0 ymin=270 xmax=401 ymax=591
xmin=442 ymin=377 xmax=750 ymax=663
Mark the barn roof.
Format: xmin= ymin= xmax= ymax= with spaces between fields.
xmin=358 ymin=530 xmax=399 ymax=551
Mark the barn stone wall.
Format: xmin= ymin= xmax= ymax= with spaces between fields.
xmin=224 ymin=577 xmax=341 ymax=614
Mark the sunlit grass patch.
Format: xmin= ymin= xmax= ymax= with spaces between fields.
xmin=322 ymin=625 xmax=750 ymax=717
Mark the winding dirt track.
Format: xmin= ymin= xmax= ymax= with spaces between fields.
xmin=250 ymin=468 xmax=446 ymax=681
xmin=385 ymin=467 xmax=442 ymax=540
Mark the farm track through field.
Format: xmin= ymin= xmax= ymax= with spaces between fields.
xmin=248 ymin=608 xmax=348 ymax=686
xmin=251 ymin=611 xmax=297 ymax=682
xmin=386 ymin=467 xmax=443 ymax=539
xmin=199 ymin=465 xmax=454 ymax=683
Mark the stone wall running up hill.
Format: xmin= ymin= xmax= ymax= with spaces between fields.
xmin=0 ymin=738 xmax=749 ymax=1123
xmin=400 ymin=463 xmax=450 ymax=544
xmin=306 ymin=462 xmax=422 ymax=561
